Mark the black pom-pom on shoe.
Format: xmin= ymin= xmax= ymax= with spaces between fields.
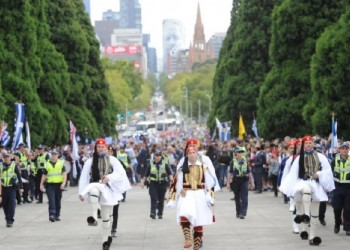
xmin=309 ymin=237 xmax=322 ymax=246
xmin=300 ymin=231 xmax=308 ymax=240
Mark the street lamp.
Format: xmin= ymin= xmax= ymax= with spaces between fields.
xmin=183 ymin=87 xmax=189 ymax=118
xmin=205 ymin=94 xmax=212 ymax=112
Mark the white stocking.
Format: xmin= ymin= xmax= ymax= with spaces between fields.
xmin=101 ymin=205 xmax=113 ymax=243
xmin=309 ymin=202 xmax=320 ymax=239
xmin=89 ymin=187 xmax=100 ymax=221
xmin=302 ymin=185 xmax=311 ymax=217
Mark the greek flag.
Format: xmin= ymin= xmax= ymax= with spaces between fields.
xmin=0 ymin=122 xmax=11 ymax=147
xmin=220 ymin=121 xmax=231 ymax=141
xmin=252 ymin=119 xmax=259 ymax=138
xmin=70 ymin=120 xmax=79 ymax=178
xmin=12 ymin=103 xmax=26 ymax=151
xmin=331 ymin=117 xmax=338 ymax=152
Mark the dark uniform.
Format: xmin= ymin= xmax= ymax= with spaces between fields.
xmin=0 ymin=153 xmax=23 ymax=227
xmin=34 ymin=147 xmax=50 ymax=203
xmin=228 ymin=149 xmax=252 ymax=219
xmin=331 ymin=142 xmax=350 ymax=235
xmin=40 ymin=150 xmax=66 ymax=222
xmin=143 ymin=151 xmax=172 ymax=219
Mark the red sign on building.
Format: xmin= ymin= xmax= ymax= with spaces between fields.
xmin=104 ymin=45 xmax=142 ymax=55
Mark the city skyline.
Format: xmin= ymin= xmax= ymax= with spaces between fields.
xmin=89 ymin=0 xmax=232 ymax=58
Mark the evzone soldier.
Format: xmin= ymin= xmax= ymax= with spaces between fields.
xmin=79 ymin=138 xmax=131 ymax=250
xmin=280 ymin=138 xmax=302 ymax=234
xmin=280 ymin=135 xmax=335 ymax=246
xmin=167 ymin=138 xmax=220 ymax=250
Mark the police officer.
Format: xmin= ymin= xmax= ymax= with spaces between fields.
xmin=227 ymin=147 xmax=254 ymax=219
xmin=141 ymin=149 xmax=173 ymax=219
xmin=14 ymin=143 xmax=29 ymax=204
xmin=40 ymin=149 xmax=67 ymax=222
xmin=0 ymin=152 xmax=23 ymax=227
xmin=331 ymin=142 xmax=350 ymax=235
xmin=34 ymin=145 xmax=49 ymax=203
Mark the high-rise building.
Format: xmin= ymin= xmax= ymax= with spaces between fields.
xmin=162 ymin=19 xmax=186 ymax=74
xmin=83 ymin=0 xmax=91 ymax=17
xmin=147 ymin=48 xmax=157 ymax=73
xmin=120 ymin=0 xmax=142 ymax=29
xmin=207 ymin=33 xmax=226 ymax=59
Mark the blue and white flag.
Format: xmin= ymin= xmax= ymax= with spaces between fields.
xmin=12 ymin=103 xmax=26 ymax=151
xmin=220 ymin=121 xmax=231 ymax=141
xmin=331 ymin=117 xmax=338 ymax=152
xmin=0 ymin=127 xmax=11 ymax=147
xmin=252 ymin=119 xmax=259 ymax=138
xmin=26 ymin=121 xmax=31 ymax=150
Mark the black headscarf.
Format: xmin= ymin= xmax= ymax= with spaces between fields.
xmin=91 ymin=144 xmax=101 ymax=182
xmin=298 ymin=141 xmax=305 ymax=179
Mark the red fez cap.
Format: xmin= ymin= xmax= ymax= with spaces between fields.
xmin=287 ymin=140 xmax=296 ymax=147
xmin=96 ymin=138 xmax=107 ymax=146
xmin=303 ymin=135 xmax=313 ymax=142
xmin=296 ymin=138 xmax=303 ymax=145
xmin=186 ymin=138 xmax=199 ymax=147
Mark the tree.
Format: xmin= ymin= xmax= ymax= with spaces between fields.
xmin=305 ymin=7 xmax=350 ymax=138
xmin=257 ymin=0 xmax=347 ymax=139
xmin=210 ymin=0 xmax=280 ymax=136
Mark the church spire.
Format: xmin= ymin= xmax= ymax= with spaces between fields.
xmin=194 ymin=2 xmax=205 ymax=41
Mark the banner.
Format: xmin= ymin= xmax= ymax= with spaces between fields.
xmin=0 ymin=121 xmax=10 ymax=147
xmin=12 ymin=103 xmax=26 ymax=151
xmin=238 ymin=115 xmax=246 ymax=140
xmin=331 ymin=116 xmax=338 ymax=153
xmin=69 ymin=121 xmax=79 ymax=179
xmin=26 ymin=121 xmax=31 ymax=150
xmin=252 ymin=119 xmax=259 ymax=138
xmin=220 ymin=121 xmax=231 ymax=141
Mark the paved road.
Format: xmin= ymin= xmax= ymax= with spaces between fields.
xmin=0 ymin=186 xmax=348 ymax=250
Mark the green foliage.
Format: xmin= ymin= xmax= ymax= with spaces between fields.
xmin=257 ymin=0 xmax=347 ymax=139
xmin=210 ymin=0 xmax=280 ymax=136
xmin=164 ymin=64 xmax=216 ymax=120
xmin=0 ymin=0 xmax=119 ymax=146
xmin=306 ymin=7 xmax=350 ymax=138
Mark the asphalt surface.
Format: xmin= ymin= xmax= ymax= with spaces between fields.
xmin=0 ymin=185 xmax=348 ymax=250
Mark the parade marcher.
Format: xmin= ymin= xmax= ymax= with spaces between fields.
xmin=0 ymin=152 xmax=23 ymax=227
xmin=331 ymin=142 xmax=350 ymax=235
xmin=34 ymin=145 xmax=50 ymax=203
xmin=117 ymin=146 xmax=133 ymax=202
xmin=40 ymin=149 xmax=67 ymax=222
xmin=14 ymin=143 xmax=28 ymax=204
xmin=227 ymin=147 xmax=254 ymax=219
xmin=280 ymin=135 xmax=335 ymax=245
xmin=216 ymin=142 xmax=231 ymax=188
xmin=279 ymin=139 xmax=301 ymax=234
xmin=251 ymin=144 xmax=266 ymax=193
xmin=141 ymin=149 xmax=173 ymax=219
xmin=79 ymin=138 xmax=131 ymax=250
xmin=167 ymin=138 xmax=220 ymax=250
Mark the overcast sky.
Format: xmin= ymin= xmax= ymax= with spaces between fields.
xmin=90 ymin=0 xmax=232 ymax=57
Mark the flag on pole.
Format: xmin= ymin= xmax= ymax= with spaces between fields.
xmin=0 ymin=121 xmax=8 ymax=141
xmin=12 ymin=103 xmax=26 ymax=151
xmin=221 ymin=121 xmax=231 ymax=141
xmin=25 ymin=121 xmax=31 ymax=150
xmin=252 ymin=119 xmax=259 ymax=138
xmin=331 ymin=115 xmax=338 ymax=152
xmin=69 ymin=120 xmax=79 ymax=178
xmin=238 ymin=115 xmax=246 ymax=139
xmin=0 ymin=121 xmax=11 ymax=147
xmin=215 ymin=117 xmax=223 ymax=141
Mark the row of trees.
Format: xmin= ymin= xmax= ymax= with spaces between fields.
xmin=210 ymin=0 xmax=350 ymax=139
xmin=0 ymin=0 xmax=150 ymax=146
